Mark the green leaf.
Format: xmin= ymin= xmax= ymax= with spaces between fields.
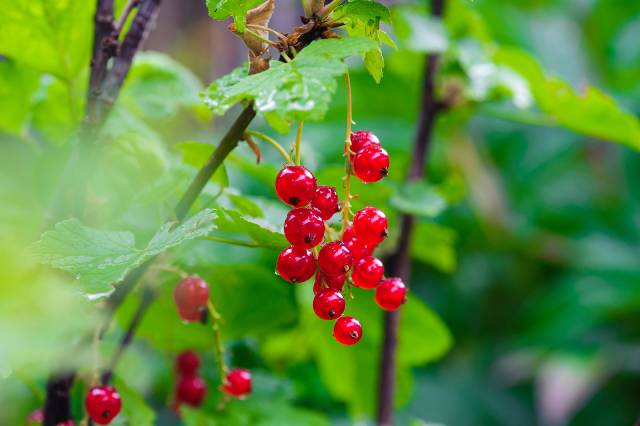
xmin=0 ymin=59 xmax=39 ymax=135
xmin=32 ymin=210 xmax=217 ymax=297
xmin=410 ymin=222 xmax=457 ymax=273
xmin=175 ymin=140 xmax=230 ymax=189
xmin=390 ymin=181 xmax=448 ymax=217
xmin=205 ymin=0 xmax=263 ymax=32
xmin=120 ymin=52 xmax=204 ymax=119
xmin=214 ymin=208 xmax=286 ymax=249
xmin=203 ymin=37 xmax=378 ymax=132
xmin=0 ymin=0 xmax=94 ymax=79
xmin=392 ymin=6 xmax=448 ymax=53
xmin=31 ymin=75 xmax=80 ymax=146
xmin=112 ymin=377 xmax=155 ymax=426
xmin=494 ymin=47 xmax=640 ymax=150
xmin=334 ymin=0 xmax=391 ymax=24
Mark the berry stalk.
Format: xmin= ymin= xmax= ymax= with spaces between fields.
xmin=341 ymin=71 xmax=354 ymax=236
xmin=207 ymin=300 xmax=228 ymax=383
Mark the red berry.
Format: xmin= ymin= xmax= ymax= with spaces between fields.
xmin=275 ymin=166 xmax=317 ymax=207
xmin=349 ymin=130 xmax=380 ymax=159
xmin=176 ymin=376 xmax=207 ymax=407
xmin=318 ymin=241 xmax=352 ymax=276
xmin=276 ymin=246 xmax=316 ymax=283
xmin=313 ymin=290 xmax=345 ymax=320
xmin=342 ymin=226 xmax=356 ymax=242
xmin=283 ymin=208 xmax=324 ymax=248
xmin=375 ymin=278 xmax=407 ymax=311
xmin=353 ymin=145 xmax=389 ymax=183
xmin=353 ymin=207 xmax=388 ymax=246
xmin=28 ymin=409 xmax=44 ymax=423
xmin=313 ymin=271 xmax=347 ymax=293
xmin=223 ymin=369 xmax=252 ymax=398
xmin=311 ymin=186 xmax=340 ymax=220
xmin=333 ymin=316 xmax=362 ymax=346
xmin=85 ymin=386 xmax=122 ymax=425
xmin=352 ymin=256 xmax=384 ymax=289
xmin=173 ymin=276 xmax=209 ymax=322
xmin=176 ymin=350 xmax=200 ymax=376
xmin=344 ymin=236 xmax=373 ymax=262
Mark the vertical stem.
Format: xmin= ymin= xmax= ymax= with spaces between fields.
xmin=295 ymin=121 xmax=303 ymax=166
xmin=43 ymin=373 xmax=75 ymax=426
xmin=376 ymin=1 xmax=445 ymax=425
xmin=342 ymin=71 xmax=354 ymax=235
xmin=207 ymin=300 xmax=228 ymax=382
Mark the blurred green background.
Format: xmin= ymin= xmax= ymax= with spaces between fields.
xmin=1 ymin=0 xmax=639 ymax=425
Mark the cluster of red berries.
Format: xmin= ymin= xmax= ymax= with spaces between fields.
xmin=275 ymin=131 xmax=407 ymax=346
xmin=85 ymin=386 xmax=122 ymax=425
xmin=173 ymin=350 xmax=207 ymax=409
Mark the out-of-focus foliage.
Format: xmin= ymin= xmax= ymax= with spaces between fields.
xmin=1 ymin=0 xmax=640 ymax=425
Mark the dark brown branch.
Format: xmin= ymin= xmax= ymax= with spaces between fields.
xmin=43 ymin=372 xmax=75 ymax=426
xmin=97 ymin=0 xmax=161 ymax=120
xmin=376 ymin=1 xmax=445 ymax=425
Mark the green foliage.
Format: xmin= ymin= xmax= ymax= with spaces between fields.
xmin=112 ymin=377 xmax=156 ymax=426
xmin=32 ymin=210 xmax=217 ymax=296
xmin=203 ymin=37 xmax=378 ymax=132
xmin=392 ymin=5 xmax=448 ymax=53
xmin=206 ymin=0 xmax=263 ymax=32
xmin=0 ymin=0 xmax=94 ymax=79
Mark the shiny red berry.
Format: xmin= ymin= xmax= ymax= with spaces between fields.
xmin=173 ymin=276 xmax=209 ymax=322
xmin=311 ymin=186 xmax=340 ymax=220
xmin=352 ymin=256 xmax=384 ymax=289
xmin=353 ymin=207 xmax=388 ymax=246
xmin=313 ymin=290 xmax=345 ymax=320
xmin=318 ymin=241 xmax=352 ymax=276
xmin=344 ymin=236 xmax=373 ymax=262
xmin=276 ymin=246 xmax=316 ymax=283
xmin=85 ymin=386 xmax=121 ymax=425
xmin=176 ymin=350 xmax=200 ymax=376
xmin=283 ymin=208 xmax=324 ymax=248
xmin=375 ymin=278 xmax=407 ymax=311
xmin=223 ymin=369 xmax=252 ymax=398
xmin=176 ymin=376 xmax=207 ymax=407
xmin=313 ymin=271 xmax=346 ymax=293
xmin=349 ymin=130 xmax=380 ymax=159
xmin=342 ymin=226 xmax=356 ymax=242
xmin=333 ymin=316 xmax=362 ymax=346
xmin=353 ymin=145 xmax=389 ymax=183
xmin=275 ymin=166 xmax=317 ymax=207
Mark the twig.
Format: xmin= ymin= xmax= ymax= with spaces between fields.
xmin=43 ymin=372 xmax=75 ymax=426
xmin=376 ymin=1 xmax=446 ymax=425
xmin=114 ymin=0 xmax=140 ymax=35
xmin=245 ymin=129 xmax=293 ymax=164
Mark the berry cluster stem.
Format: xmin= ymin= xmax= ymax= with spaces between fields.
xmin=207 ymin=300 xmax=228 ymax=383
xmin=295 ymin=121 xmax=303 ymax=166
xmin=342 ymin=71 xmax=354 ymax=236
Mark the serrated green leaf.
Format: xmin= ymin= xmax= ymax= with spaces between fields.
xmin=203 ymin=37 xmax=378 ymax=132
xmin=112 ymin=377 xmax=155 ymax=426
xmin=205 ymin=0 xmax=263 ymax=32
xmin=334 ymin=0 xmax=391 ymax=23
xmin=0 ymin=0 xmax=94 ymax=79
xmin=120 ymin=51 xmax=203 ymax=119
xmin=214 ymin=208 xmax=286 ymax=249
xmin=32 ymin=210 xmax=217 ymax=297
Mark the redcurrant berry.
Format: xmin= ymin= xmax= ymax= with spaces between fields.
xmin=176 ymin=350 xmax=200 ymax=376
xmin=353 ymin=207 xmax=388 ymax=245
xmin=283 ymin=208 xmax=324 ymax=248
xmin=313 ymin=290 xmax=346 ymax=320
xmin=275 ymin=166 xmax=317 ymax=207
xmin=375 ymin=278 xmax=407 ymax=311
xmin=276 ymin=246 xmax=316 ymax=283
xmin=223 ymin=369 xmax=252 ymax=398
xmin=333 ymin=316 xmax=362 ymax=346
xmin=344 ymin=236 xmax=373 ymax=262
xmin=342 ymin=226 xmax=356 ymax=242
xmin=353 ymin=145 xmax=389 ymax=183
xmin=85 ymin=386 xmax=122 ymax=425
xmin=173 ymin=276 xmax=209 ymax=323
xmin=311 ymin=185 xmax=340 ymax=220
xmin=325 ymin=272 xmax=347 ymax=290
xmin=352 ymin=256 xmax=384 ymax=289
xmin=318 ymin=241 xmax=353 ymax=276
xmin=350 ymin=130 xmax=380 ymax=159
xmin=176 ymin=376 xmax=207 ymax=407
